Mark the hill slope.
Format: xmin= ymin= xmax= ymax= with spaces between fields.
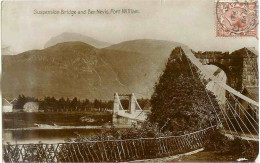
xmin=3 ymin=39 xmax=185 ymax=100
xmin=3 ymin=42 xmax=126 ymax=99
xmin=106 ymin=39 xmax=185 ymax=73
xmin=105 ymin=39 xmax=186 ymax=96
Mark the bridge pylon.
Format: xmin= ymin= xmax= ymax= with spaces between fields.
xmin=129 ymin=93 xmax=136 ymax=114
xmin=112 ymin=93 xmax=146 ymax=127
xmin=113 ymin=93 xmax=120 ymax=124
xmin=113 ymin=93 xmax=120 ymax=114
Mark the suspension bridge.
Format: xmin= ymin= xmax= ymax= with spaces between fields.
xmin=112 ymin=46 xmax=258 ymax=143
xmin=3 ymin=46 xmax=258 ymax=162
xmin=182 ymin=46 xmax=259 ymax=142
xmin=112 ymin=93 xmax=147 ymax=127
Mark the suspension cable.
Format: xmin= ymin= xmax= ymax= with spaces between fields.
xmin=226 ymin=99 xmax=258 ymax=137
xmin=230 ymin=93 xmax=259 ymax=125
xmin=182 ymin=47 xmax=258 ymax=107
xmin=226 ymin=100 xmax=253 ymax=141
xmin=228 ymin=95 xmax=259 ymax=134
xmin=213 ymin=86 xmax=234 ymax=136
xmin=190 ymin=60 xmax=223 ymax=126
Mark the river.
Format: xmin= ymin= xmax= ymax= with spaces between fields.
xmin=3 ymin=128 xmax=102 ymax=145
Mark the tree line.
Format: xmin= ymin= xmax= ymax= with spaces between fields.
xmin=14 ymin=94 xmax=149 ymax=111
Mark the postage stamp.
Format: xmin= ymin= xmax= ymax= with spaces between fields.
xmin=216 ymin=0 xmax=258 ymax=37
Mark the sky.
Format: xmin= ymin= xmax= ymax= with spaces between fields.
xmin=1 ymin=0 xmax=258 ymax=54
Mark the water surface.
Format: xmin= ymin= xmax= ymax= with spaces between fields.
xmin=3 ymin=129 xmax=101 ymax=144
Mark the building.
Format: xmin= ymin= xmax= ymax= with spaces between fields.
xmin=23 ymin=102 xmax=39 ymax=112
xmin=241 ymin=86 xmax=258 ymax=118
xmin=239 ymin=86 xmax=258 ymax=132
xmin=2 ymin=98 xmax=13 ymax=112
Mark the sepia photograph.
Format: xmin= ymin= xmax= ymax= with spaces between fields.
xmin=1 ymin=0 xmax=259 ymax=162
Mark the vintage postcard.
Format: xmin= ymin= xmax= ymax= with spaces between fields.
xmin=1 ymin=0 xmax=259 ymax=162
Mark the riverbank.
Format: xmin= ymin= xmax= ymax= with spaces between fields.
xmin=3 ymin=112 xmax=112 ymax=129
xmin=133 ymin=149 xmax=258 ymax=162
xmin=3 ymin=125 xmax=104 ymax=131
xmin=168 ymin=150 xmax=258 ymax=162
xmin=130 ymin=148 xmax=204 ymax=162
xmin=3 ymin=124 xmax=133 ymax=131
xmin=132 ymin=148 xmax=257 ymax=162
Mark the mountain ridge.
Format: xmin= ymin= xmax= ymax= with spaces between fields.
xmin=44 ymin=32 xmax=111 ymax=49
xmin=3 ymin=39 xmax=185 ymax=100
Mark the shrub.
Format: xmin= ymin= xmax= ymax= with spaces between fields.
xmin=204 ymin=129 xmax=230 ymax=152
xmin=205 ymin=129 xmax=259 ymax=161
xmin=228 ymin=138 xmax=259 ymax=160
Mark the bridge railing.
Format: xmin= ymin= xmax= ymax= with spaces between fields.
xmin=3 ymin=126 xmax=215 ymax=162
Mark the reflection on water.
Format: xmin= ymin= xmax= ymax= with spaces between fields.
xmin=3 ymin=129 xmax=101 ymax=145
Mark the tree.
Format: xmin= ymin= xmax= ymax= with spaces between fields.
xmin=58 ymin=97 xmax=66 ymax=109
xmin=94 ymin=99 xmax=102 ymax=108
xmin=149 ymin=47 xmax=220 ymax=134
xmin=14 ymin=94 xmax=38 ymax=109
xmin=120 ymin=99 xmax=129 ymax=110
xmin=137 ymin=98 xmax=150 ymax=109
xmin=15 ymin=94 xmax=27 ymax=109
xmin=81 ymin=98 xmax=91 ymax=108
xmin=65 ymin=98 xmax=71 ymax=109
xmin=70 ymin=97 xmax=79 ymax=109
xmin=50 ymin=96 xmax=58 ymax=109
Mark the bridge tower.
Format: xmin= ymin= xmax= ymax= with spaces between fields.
xmin=129 ymin=93 xmax=136 ymax=114
xmin=112 ymin=93 xmax=120 ymax=124
xmin=241 ymin=49 xmax=258 ymax=88
xmin=112 ymin=93 xmax=146 ymax=127
xmin=194 ymin=47 xmax=258 ymax=92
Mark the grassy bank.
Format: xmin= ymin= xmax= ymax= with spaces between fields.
xmin=3 ymin=112 xmax=112 ymax=129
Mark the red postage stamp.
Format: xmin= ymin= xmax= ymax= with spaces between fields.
xmin=216 ymin=0 xmax=258 ymax=37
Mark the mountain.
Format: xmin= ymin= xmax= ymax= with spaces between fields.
xmin=44 ymin=32 xmax=111 ymax=49
xmin=2 ymin=42 xmax=126 ymax=100
xmin=2 ymin=46 xmax=17 ymax=55
xmin=105 ymin=39 xmax=186 ymax=96
xmin=2 ymin=39 xmax=185 ymax=100
xmin=106 ymin=39 xmax=186 ymax=75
